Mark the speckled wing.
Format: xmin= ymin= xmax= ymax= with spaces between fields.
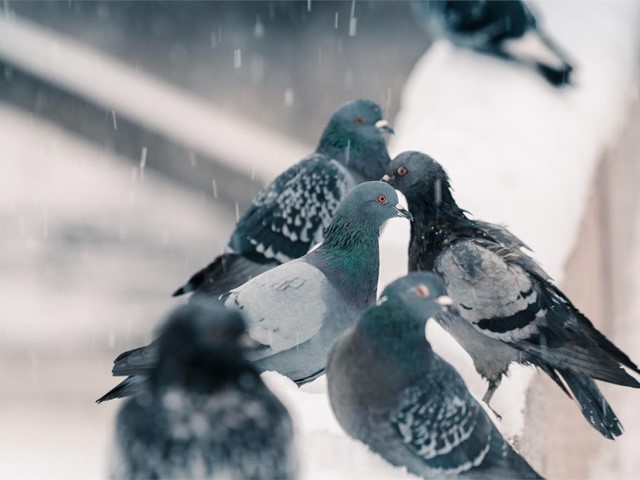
xmin=223 ymin=260 xmax=332 ymax=357
xmin=436 ymin=238 xmax=640 ymax=385
xmin=228 ymin=153 xmax=356 ymax=263
xmin=390 ymin=364 xmax=492 ymax=475
xmin=435 ymin=238 xmax=543 ymax=343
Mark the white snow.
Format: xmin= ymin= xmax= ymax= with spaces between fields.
xmin=383 ymin=0 xmax=640 ymax=455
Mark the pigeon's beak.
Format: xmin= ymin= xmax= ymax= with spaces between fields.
xmin=238 ymin=332 xmax=261 ymax=351
xmin=382 ymin=174 xmax=394 ymax=182
xmin=394 ymin=204 xmax=413 ymax=221
xmin=436 ymin=295 xmax=453 ymax=307
xmin=375 ymin=119 xmax=395 ymax=135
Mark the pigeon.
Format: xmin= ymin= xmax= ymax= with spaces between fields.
xmin=414 ymin=0 xmax=574 ymax=86
xmin=383 ymin=151 xmax=640 ymax=439
xmin=98 ymin=181 xmax=411 ymax=402
xmin=173 ymin=98 xmax=394 ymax=298
xmin=109 ymin=302 xmax=296 ymax=480
xmin=327 ymin=272 xmax=542 ymax=479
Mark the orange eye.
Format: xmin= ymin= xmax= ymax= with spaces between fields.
xmin=355 ymin=116 xmax=365 ymax=125
xmin=377 ymin=194 xmax=387 ymax=204
xmin=397 ymin=166 xmax=408 ymax=176
xmin=415 ymin=284 xmax=430 ymax=298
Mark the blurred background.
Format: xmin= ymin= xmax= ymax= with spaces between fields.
xmin=0 ymin=2 xmax=430 ymax=477
xmin=1 ymin=1 xmax=639 ymax=479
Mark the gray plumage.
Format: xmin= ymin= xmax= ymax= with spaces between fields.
xmin=110 ymin=302 xmax=296 ymax=480
xmin=383 ymin=151 xmax=640 ymax=439
xmin=327 ymin=272 xmax=542 ymax=479
xmin=98 ymin=181 xmax=411 ymax=401
xmin=414 ymin=0 xmax=574 ymax=86
xmin=173 ymin=99 xmax=393 ymax=298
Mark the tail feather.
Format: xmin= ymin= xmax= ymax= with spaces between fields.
xmin=534 ymin=62 xmax=572 ymax=87
xmin=533 ymin=27 xmax=574 ymax=86
xmin=559 ymin=370 xmax=623 ymax=440
xmin=96 ymin=375 xmax=146 ymax=404
xmin=173 ymin=253 xmax=280 ymax=298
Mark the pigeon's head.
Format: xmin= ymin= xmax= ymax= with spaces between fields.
xmin=379 ymin=271 xmax=452 ymax=322
xmin=382 ymin=151 xmax=455 ymax=211
xmin=152 ymin=302 xmax=254 ymax=388
xmin=317 ymin=99 xmax=393 ymax=180
xmin=336 ymin=181 xmax=412 ymax=228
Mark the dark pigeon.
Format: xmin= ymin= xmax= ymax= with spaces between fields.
xmin=110 ymin=302 xmax=296 ymax=480
xmin=327 ymin=272 xmax=542 ymax=479
xmin=383 ymin=151 xmax=640 ymax=439
xmin=414 ymin=0 xmax=574 ymax=86
xmin=98 ymin=182 xmax=411 ymax=402
xmin=173 ymin=99 xmax=393 ymax=298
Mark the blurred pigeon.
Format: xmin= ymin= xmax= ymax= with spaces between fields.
xmin=414 ymin=0 xmax=574 ymax=86
xmin=98 ymin=182 xmax=411 ymax=402
xmin=173 ymin=99 xmax=394 ymax=298
xmin=110 ymin=302 xmax=296 ymax=480
xmin=383 ymin=151 xmax=640 ymax=439
xmin=327 ymin=272 xmax=542 ymax=479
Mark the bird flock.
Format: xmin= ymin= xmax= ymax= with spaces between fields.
xmin=98 ymin=3 xmax=636 ymax=479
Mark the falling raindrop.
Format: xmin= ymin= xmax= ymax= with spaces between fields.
xmin=345 ymin=140 xmax=351 ymax=164
xmin=385 ymin=88 xmax=392 ymax=116
xmin=307 ymin=0 xmax=312 ymax=12
xmin=140 ymin=147 xmax=147 ymax=182
xmin=254 ymin=15 xmax=265 ymax=39
xmin=212 ymin=178 xmax=218 ymax=199
xmin=349 ymin=17 xmax=357 ymax=37
xmin=111 ymin=110 xmax=118 ymax=130
xmin=349 ymin=0 xmax=358 ymax=36
xmin=434 ymin=179 xmax=442 ymax=205
xmin=334 ymin=11 xmax=339 ymax=29
xmin=235 ymin=202 xmax=240 ymax=221
xmin=284 ymin=88 xmax=294 ymax=107
xmin=234 ymin=49 xmax=242 ymax=69
xmin=251 ymin=165 xmax=256 ymax=182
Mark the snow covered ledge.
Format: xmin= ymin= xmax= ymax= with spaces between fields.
xmin=383 ymin=1 xmax=640 ymax=478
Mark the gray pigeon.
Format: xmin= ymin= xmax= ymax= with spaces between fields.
xmin=98 ymin=181 xmax=411 ymax=402
xmin=110 ymin=302 xmax=296 ymax=480
xmin=414 ymin=0 xmax=574 ymax=86
xmin=327 ymin=272 xmax=542 ymax=479
xmin=383 ymin=151 xmax=640 ymax=439
xmin=173 ymin=98 xmax=394 ymax=298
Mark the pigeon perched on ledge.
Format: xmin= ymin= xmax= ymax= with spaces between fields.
xmin=327 ymin=272 xmax=542 ymax=479
xmin=98 ymin=182 xmax=411 ymax=402
xmin=383 ymin=151 xmax=640 ymax=439
xmin=414 ymin=0 xmax=574 ymax=86
xmin=173 ymin=98 xmax=393 ymax=298
xmin=110 ymin=302 xmax=296 ymax=480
